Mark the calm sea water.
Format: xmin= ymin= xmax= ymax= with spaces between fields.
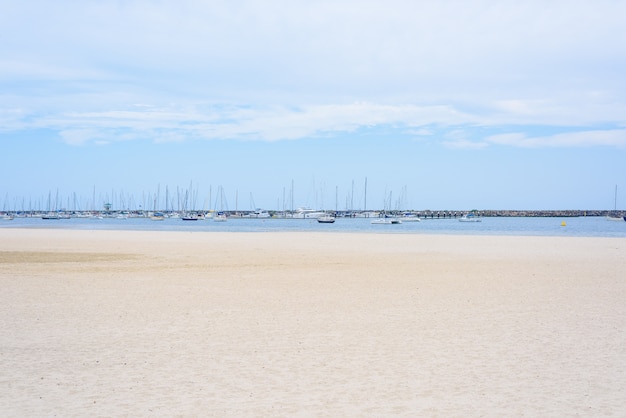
xmin=2 ymin=216 xmax=626 ymax=237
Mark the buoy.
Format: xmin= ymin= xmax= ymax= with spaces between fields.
xmin=561 ymin=221 xmax=567 ymax=227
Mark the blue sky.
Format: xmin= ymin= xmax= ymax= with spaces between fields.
xmin=2 ymin=0 xmax=626 ymax=211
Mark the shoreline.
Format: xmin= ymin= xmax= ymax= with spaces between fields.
xmin=2 ymin=228 xmax=625 ymax=416
xmin=2 ymin=227 xmax=625 ymax=258
xmin=2 ymin=215 xmax=626 ymax=240
xmin=2 ymin=209 xmax=624 ymax=218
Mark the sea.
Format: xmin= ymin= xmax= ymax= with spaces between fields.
xmin=2 ymin=216 xmax=626 ymax=238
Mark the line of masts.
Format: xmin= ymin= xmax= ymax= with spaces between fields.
xmin=5 ymin=182 xmax=621 ymax=214
xmin=2 ymin=178 xmax=397 ymax=213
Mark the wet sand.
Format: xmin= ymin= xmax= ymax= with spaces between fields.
xmin=1 ymin=228 xmax=625 ymax=416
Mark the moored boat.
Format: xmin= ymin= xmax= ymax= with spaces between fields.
xmin=317 ymin=214 xmax=336 ymax=223
xmin=42 ymin=212 xmax=65 ymax=220
xmin=291 ymin=207 xmax=326 ymax=219
xmin=150 ymin=212 xmax=165 ymax=221
xmin=251 ymin=209 xmax=271 ymax=218
xmin=371 ymin=218 xmax=402 ymax=224
xmin=213 ymin=211 xmax=228 ymax=222
xmin=182 ymin=213 xmax=200 ymax=221
xmin=606 ymin=185 xmax=624 ymax=221
xmin=459 ymin=212 xmax=482 ymax=222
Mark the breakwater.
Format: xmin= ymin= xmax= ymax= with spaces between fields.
xmin=412 ymin=209 xmax=623 ymax=218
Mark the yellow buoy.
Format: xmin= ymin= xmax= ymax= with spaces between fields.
xmin=561 ymin=221 xmax=567 ymax=227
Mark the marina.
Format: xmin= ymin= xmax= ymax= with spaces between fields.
xmin=1 ymin=211 xmax=625 ymax=237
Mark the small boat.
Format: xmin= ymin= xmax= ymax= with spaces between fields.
xmin=371 ymin=211 xmax=402 ymax=224
xmin=371 ymin=218 xmax=402 ymax=224
xmin=182 ymin=213 xmax=200 ymax=221
xmin=1 ymin=214 xmax=13 ymax=220
xmin=317 ymin=214 xmax=336 ymax=223
xmin=291 ymin=207 xmax=326 ymax=219
xmin=150 ymin=212 xmax=165 ymax=221
xmin=251 ymin=209 xmax=271 ymax=218
xmin=213 ymin=211 xmax=228 ymax=222
xmin=459 ymin=212 xmax=482 ymax=222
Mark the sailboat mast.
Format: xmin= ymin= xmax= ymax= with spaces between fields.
xmin=351 ymin=180 xmax=354 ymax=212
xmin=364 ymin=177 xmax=367 ymax=212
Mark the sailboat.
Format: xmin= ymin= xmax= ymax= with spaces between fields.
xmin=213 ymin=186 xmax=228 ymax=222
xmin=606 ymin=185 xmax=625 ymax=221
xmin=371 ymin=211 xmax=402 ymax=224
xmin=213 ymin=211 xmax=228 ymax=222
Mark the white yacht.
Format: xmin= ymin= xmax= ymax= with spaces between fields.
xmin=214 ymin=211 xmax=228 ymax=222
xmin=292 ymin=207 xmax=326 ymax=219
xmin=251 ymin=209 xmax=271 ymax=218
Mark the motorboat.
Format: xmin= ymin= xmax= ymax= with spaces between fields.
xmin=150 ymin=212 xmax=165 ymax=221
xmin=317 ymin=214 xmax=336 ymax=223
xmin=213 ymin=211 xmax=228 ymax=222
xmin=42 ymin=212 xmax=69 ymax=220
xmin=459 ymin=212 xmax=482 ymax=222
xmin=251 ymin=209 xmax=271 ymax=218
xmin=292 ymin=207 xmax=326 ymax=219
xmin=371 ymin=218 xmax=402 ymax=224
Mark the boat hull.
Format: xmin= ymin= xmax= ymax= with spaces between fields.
xmin=317 ymin=216 xmax=336 ymax=223
xmin=371 ymin=219 xmax=402 ymax=224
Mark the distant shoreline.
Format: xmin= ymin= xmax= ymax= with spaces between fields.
xmin=1 ymin=209 xmax=624 ymax=219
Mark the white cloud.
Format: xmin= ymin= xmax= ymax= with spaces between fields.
xmin=486 ymin=130 xmax=626 ymax=148
xmin=442 ymin=139 xmax=489 ymax=150
xmin=2 ymin=1 xmax=626 ymax=148
xmin=441 ymin=129 xmax=489 ymax=149
xmin=4 ymin=1 xmax=626 ymax=90
xmin=7 ymin=98 xmax=626 ymax=150
xmin=488 ymin=97 xmax=626 ymax=126
xmin=58 ymin=129 xmax=100 ymax=146
xmin=36 ymin=102 xmax=480 ymax=144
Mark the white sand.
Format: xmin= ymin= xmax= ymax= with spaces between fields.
xmin=1 ymin=228 xmax=625 ymax=416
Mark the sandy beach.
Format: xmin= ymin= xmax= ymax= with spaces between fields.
xmin=1 ymin=228 xmax=625 ymax=416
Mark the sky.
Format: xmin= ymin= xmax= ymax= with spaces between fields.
xmin=2 ymin=0 xmax=626 ymax=211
